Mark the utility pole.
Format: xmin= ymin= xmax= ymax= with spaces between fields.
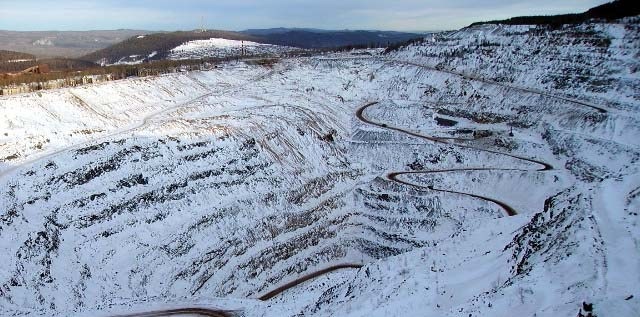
xmin=433 ymin=259 xmax=440 ymax=309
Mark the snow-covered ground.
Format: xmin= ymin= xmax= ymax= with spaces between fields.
xmin=0 ymin=18 xmax=639 ymax=317
xmin=169 ymin=38 xmax=295 ymax=60
xmin=108 ymin=51 xmax=162 ymax=65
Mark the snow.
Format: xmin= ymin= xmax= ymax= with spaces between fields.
xmin=175 ymin=38 xmax=257 ymax=49
xmin=111 ymin=55 xmax=145 ymax=65
xmin=6 ymin=59 xmax=34 ymax=63
xmin=0 ymin=18 xmax=639 ymax=317
xmin=169 ymin=38 xmax=295 ymax=60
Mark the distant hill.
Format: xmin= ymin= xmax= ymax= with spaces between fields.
xmin=242 ymin=29 xmax=424 ymax=49
xmin=0 ymin=50 xmax=35 ymax=62
xmin=81 ymin=29 xmax=424 ymax=64
xmin=0 ymin=30 xmax=150 ymax=58
xmin=470 ymin=0 xmax=639 ymax=27
xmin=242 ymin=28 xmax=331 ymax=35
xmin=80 ymin=30 xmax=260 ymax=64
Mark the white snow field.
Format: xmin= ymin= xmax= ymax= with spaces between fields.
xmin=169 ymin=38 xmax=295 ymax=60
xmin=1 ymin=18 xmax=639 ymax=317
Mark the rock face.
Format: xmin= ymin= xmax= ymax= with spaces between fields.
xmin=1 ymin=18 xmax=639 ymax=317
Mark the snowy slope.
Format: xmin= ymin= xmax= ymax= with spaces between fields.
xmin=0 ymin=18 xmax=639 ymax=317
xmin=169 ymin=38 xmax=295 ymax=60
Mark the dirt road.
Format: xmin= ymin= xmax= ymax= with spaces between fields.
xmin=109 ymin=307 xmax=234 ymax=317
xmin=258 ymin=264 xmax=364 ymax=301
xmin=356 ymin=101 xmax=553 ymax=216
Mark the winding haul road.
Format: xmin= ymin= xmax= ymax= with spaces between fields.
xmin=253 ymin=94 xmax=560 ymax=304
xmin=356 ymin=101 xmax=553 ymax=217
xmin=365 ymin=53 xmax=610 ymax=215
xmin=257 ymin=264 xmax=364 ymax=300
xmin=109 ymin=307 xmax=234 ymax=317
xmin=104 ymin=265 xmax=366 ymax=316
xmin=253 ymin=96 xmax=560 ymax=304
xmin=364 ymin=57 xmax=611 ymax=216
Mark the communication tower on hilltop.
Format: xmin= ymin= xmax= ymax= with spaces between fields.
xmin=199 ymin=16 xmax=207 ymax=33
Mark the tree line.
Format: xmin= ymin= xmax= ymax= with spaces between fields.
xmin=0 ymin=50 xmax=35 ymax=62
xmin=0 ymin=58 xmax=96 ymax=73
xmin=470 ymin=0 xmax=638 ymax=27
xmin=0 ymin=54 xmax=284 ymax=89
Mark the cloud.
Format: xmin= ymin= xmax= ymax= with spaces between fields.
xmin=0 ymin=0 xmax=610 ymax=31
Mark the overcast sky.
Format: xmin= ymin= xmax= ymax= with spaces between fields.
xmin=0 ymin=0 xmax=609 ymax=32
